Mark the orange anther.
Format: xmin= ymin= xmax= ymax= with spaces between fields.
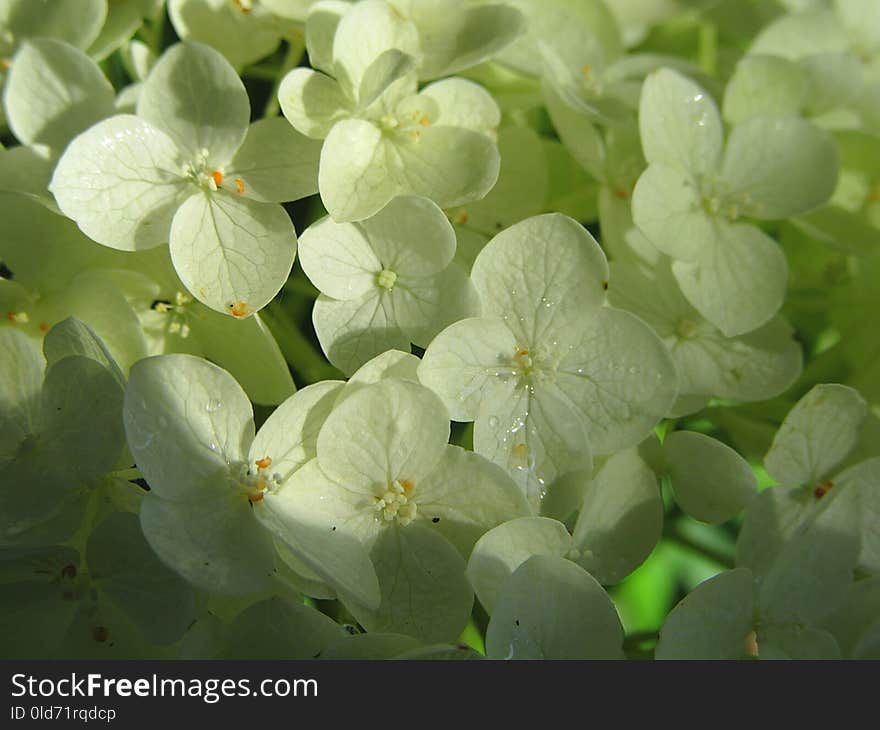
xmin=614 ymin=189 xmax=629 ymax=199
xmin=515 ymin=347 xmax=530 ymax=357
xmin=419 ymin=117 xmax=430 ymax=127
xmin=39 ymin=322 xmax=50 ymax=333
xmin=235 ymin=177 xmax=245 ymax=194
xmin=255 ymin=456 xmax=272 ymax=470
xmin=400 ymin=479 xmax=415 ymax=495
xmin=454 ymin=211 xmax=469 ymax=225
xmin=230 ymin=301 xmax=248 ymax=318
xmin=211 ymin=170 xmax=224 ymax=187
xmin=248 ymin=492 xmax=264 ymax=504
xmin=5 ymin=312 xmax=15 ymax=322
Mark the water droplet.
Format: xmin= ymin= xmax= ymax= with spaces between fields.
xmin=488 ymin=416 xmax=500 ymax=429
xmin=206 ymin=398 xmax=222 ymax=413
xmin=208 ymin=442 xmax=217 ymax=452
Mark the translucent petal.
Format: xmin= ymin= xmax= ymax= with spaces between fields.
xmin=40 ymin=355 xmax=125 ymax=483
xmin=671 ymin=221 xmax=788 ymax=337
xmin=765 ymin=383 xmax=868 ymax=486
xmin=757 ymin=624 xmax=841 ymax=660
xmin=226 ymin=117 xmax=321 ymax=203
xmin=486 ymin=555 xmax=624 ymax=659
xmin=721 ymin=116 xmax=838 ymax=219
xmin=390 ymin=0 xmax=524 ymax=79
xmin=471 ymin=213 xmax=609 ymax=345
xmin=193 ymin=311 xmax=295 ymax=406
xmin=347 ymin=523 xmax=473 ymax=643
xmin=169 ymin=191 xmax=296 ymax=316
xmin=655 ymin=568 xmax=755 ymax=660
xmin=312 ymin=291 xmax=410 ymax=375
xmin=123 ymin=354 xmax=254 ymax=501
xmin=749 ymin=9 xmax=848 ymax=60
xmin=826 ymin=457 xmax=880 ymax=573
xmin=299 ymin=216 xmax=382 ymax=300
xmin=571 ymin=446 xmax=663 ymax=584
xmin=722 ymin=55 xmax=806 ymax=125
xmin=331 ymin=0 xmax=420 ymax=93
xmin=278 ymin=67 xmax=353 ymax=139
xmin=554 ymin=306 xmax=679 ymax=454
xmin=167 ymin=0 xmax=282 ymax=69
xmin=466 ymin=516 xmax=571 ymax=615
xmin=361 ymin=195 xmax=456 ymax=276
xmin=249 ymin=380 xmax=343 ymax=483
xmin=0 ymin=328 xmax=44 ymax=463
xmin=304 ymin=0 xmax=350 ymax=74
xmin=631 ymin=162 xmax=713 ymax=261
xmin=638 ymin=68 xmax=723 ymax=176
xmin=316 ymin=378 xmax=450 ymax=491
xmin=137 ymin=41 xmax=250 ymax=166
xmin=49 ymin=115 xmax=187 ymax=251
xmin=664 ymin=431 xmax=757 ymax=524
xmin=417 ymin=316 xmax=519 ymax=422
xmin=357 ymin=48 xmax=417 ymax=111
xmin=254 ymin=477 xmax=381 ymax=609
xmin=0 ymin=0 xmax=107 ymax=54
xmin=414 ymin=444 xmax=530 ymax=557
xmin=139 ymin=492 xmax=275 ymax=595
xmin=418 ymin=77 xmax=501 ymax=135
xmin=42 ymin=316 xmax=124 ymax=386
xmin=3 ymin=38 xmax=115 ymax=153
xmin=221 ymin=597 xmax=344 ymax=659
xmin=474 ymin=382 xmax=593 ymax=509
xmin=87 ymin=512 xmax=195 ymax=645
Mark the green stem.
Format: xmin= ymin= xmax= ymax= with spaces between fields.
xmin=698 ymin=21 xmax=718 ymax=77
xmin=261 ymin=301 xmax=342 ymax=384
xmin=262 ymin=33 xmax=306 ymax=119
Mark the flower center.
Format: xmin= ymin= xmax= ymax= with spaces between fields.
xmin=505 ymin=343 xmax=561 ymax=391
xmin=183 ymin=148 xmax=225 ymax=191
xmin=374 ymin=479 xmax=417 ymax=526
xmin=231 ymin=458 xmax=280 ymax=505
xmin=151 ymin=291 xmax=197 ymax=339
xmin=376 ymin=269 xmax=398 ymax=290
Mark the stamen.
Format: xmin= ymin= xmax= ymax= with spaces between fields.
xmin=235 ymin=178 xmax=245 ymax=194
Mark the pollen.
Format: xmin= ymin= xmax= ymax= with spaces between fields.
xmin=235 ymin=177 xmax=245 ymax=194
xmin=814 ymin=480 xmax=833 ymax=499
xmin=255 ymin=456 xmax=272 ymax=470
xmin=248 ymin=491 xmax=264 ymax=504
xmin=454 ymin=211 xmax=469 ymax=225
xmin=419 ymin=116 xmax=430 ymax=127
xmin=230 ymin=301 xmax=248 ymax=318
xmin=400 ymin=479 xmax=414 ymax=496
xmin=211 ymin=170 xmax=224 ymax=187
xmin=6 ymin=311 xmax=29 ymax=324
xmin=39 ymin=322 xmax=50 ymax=333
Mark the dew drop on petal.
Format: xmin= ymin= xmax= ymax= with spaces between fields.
xmin=206 ymin=398 xmax=222 ymax=413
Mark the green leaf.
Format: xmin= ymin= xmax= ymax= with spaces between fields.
xmin=664 ymin=431 xmax=757 ymax=524
xmin=168 ymin=191 xmax=296 ymax=316
xmin=486 ymin=555 xmax=624 ymax=659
